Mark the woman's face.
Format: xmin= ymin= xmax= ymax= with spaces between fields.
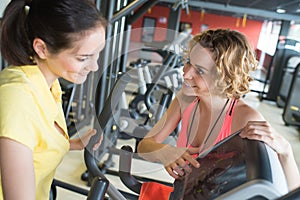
xmin=182 ymin=43 xmax=216 ymax=97
xmin=43 ymin=26 xmax=106 ymax=85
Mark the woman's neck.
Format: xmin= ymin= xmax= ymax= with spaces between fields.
xmin=36 ymin=61 xmax=57 ymax=89
xmin=198 ymin=95 xmax=229 ymax=111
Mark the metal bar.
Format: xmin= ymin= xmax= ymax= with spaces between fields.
xmin=106 ymin=0 xmax=127 ymax=97
xmin=94 ymin=0 xmax=115 ymax=115
xmin=84 ymin=73 xmax=93 ymax=118
xmin=86 ymin=177 xmax=109 ymax=200
xmin=77 ymin=83 xmax=84 ymax=120
xmin=65 ymin=84 xmax=76 ymax=119
xmin=166 ymin=6 xmax=181 ymax=42
xmin=52 ymin=179 xmax=89 ymax=196
xmin=161 ymin=0 xmax=300 ymax=21
xmin=119 ymin=24 xmax=132 ymax=73
xmin=127 ymin=0 xmax=160 ymax=24
xmin=83 ymin=151 xmax=127 ymax=200
xmin=110 ymin=0 xmax=148 ymax=23
xmin=119 ymin=145 xmax=142 ymax=194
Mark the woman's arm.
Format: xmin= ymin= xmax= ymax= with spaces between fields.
xmin=240 ymin=121 xmax=300 ymax=191
xmin=235 ymin=101 xmax=300 ymax=190
xmin=137 ymin=97 xmax=183 ymax=158
xmin=137 ymin=97 xmax=200 ymax=179
xmin=278 ymin=142 xmax=300 ymax=191
xmin=0 ymin=138 xmax=35 ymax=200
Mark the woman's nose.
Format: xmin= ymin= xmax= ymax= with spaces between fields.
xmin=183 ymin=63 xmax=193 ymax=79
xmin=90 ymin=61 xmax=99 ymax=72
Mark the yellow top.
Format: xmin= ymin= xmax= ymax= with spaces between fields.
xmin=0 ymin=65 xmax=70 ymax=199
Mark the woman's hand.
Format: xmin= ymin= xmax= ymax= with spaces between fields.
xmin=69 ymin=128 xmax=103 ymax=151
xmin=239 ymin=121 xmax=291 ymax=156
xmin=163 ymin=146 xmax=200 ymax=179
xmin=239 ymin=121 xmax=300 ymax=190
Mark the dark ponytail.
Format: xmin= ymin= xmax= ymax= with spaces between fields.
xmin=1 ymin=0 xmax=33 ymax=65
xmin=1 ymin=0 xmax=106 ymax=66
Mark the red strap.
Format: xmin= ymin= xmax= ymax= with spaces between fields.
xmin=139 ymin=182 xmax=173 ymax=200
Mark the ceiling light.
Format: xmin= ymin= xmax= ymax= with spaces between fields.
xmin=276 ymin=8 xmax=286 ymax=13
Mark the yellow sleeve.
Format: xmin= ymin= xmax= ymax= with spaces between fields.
xmin=0 ymin=84 xmax=38 ymax=150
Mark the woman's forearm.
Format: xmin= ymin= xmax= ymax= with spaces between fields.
xmin=137 ymin=137 xmax=169 ymax=163
xmin=279 ymin=148 xmax=300 ymax=191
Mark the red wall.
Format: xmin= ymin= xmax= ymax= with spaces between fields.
xmin=131 ymin=5 xmax=263 ymax=49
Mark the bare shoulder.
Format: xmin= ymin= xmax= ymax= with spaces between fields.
xmin=232 ymin=99 xmax=265 ymax=129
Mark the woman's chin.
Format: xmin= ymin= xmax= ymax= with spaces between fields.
xmin=73 ymin=75 xmax=88 ymax=84
xmin=182 ymin=87 xmax=197 ymax=96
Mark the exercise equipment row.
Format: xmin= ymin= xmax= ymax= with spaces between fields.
xmin=282 ymin=63 xmax=300 ymax=126
xmin=256 ymin=38 xmax=300 ymax=103
xmin=277 ymin=56 xmax=300 ymax=108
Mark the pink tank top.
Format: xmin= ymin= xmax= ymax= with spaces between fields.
xmin=177 ymin=98 xmax=238 ymax=148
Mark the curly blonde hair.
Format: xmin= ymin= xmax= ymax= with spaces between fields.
xmin=187 ymin=29 xmax=258 ymax=99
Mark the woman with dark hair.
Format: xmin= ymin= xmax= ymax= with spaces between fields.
xmin=0 ymin=0 xmax=106 ymax=199
xmin=138 ymin=29 xmax=300 ymax=193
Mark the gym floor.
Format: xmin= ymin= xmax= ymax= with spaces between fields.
xmin=54 ymin=90 xmax=300 ymax=200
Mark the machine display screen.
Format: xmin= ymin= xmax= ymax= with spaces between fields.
xmin=169 ymin=133 xmax=272 ymax=200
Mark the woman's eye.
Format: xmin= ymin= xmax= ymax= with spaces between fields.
xmin=196 ymin=68 xmax=204 ymax=75
xmin=77 ymin=57 xmax=88 ymax=62
xmin=183 ymin=58 xmax=204 ymax=75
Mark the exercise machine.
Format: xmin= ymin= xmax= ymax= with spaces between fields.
xmin=276 ymin=186 xmax=300 ymax=200
xmin=82 ymin=56 xmax=177 ymax=183
xmin=85 ymin=72 xmax=143 ymax=200
xmin=118 ymin=130 xmax=289 ymax=200
xmin=50 ymin=178 xmax=109 ymax=200
xmin=260 ymin=38 xmax=300 ymax=102
xmin=277 ymin=56 xmax=300 ymax=108
xmin=82 ymin=0 xmax=190 ymax=183
xmin=170 ymin=132 xmax=288 ymax=200
xmin=282 ymin=63 xmax=300 ymax=126
xmin=118 ymin=48 xmax=183 ymax=147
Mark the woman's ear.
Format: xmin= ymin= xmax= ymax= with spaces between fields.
xmin=32 ymin=38 xmax=48 ymax=59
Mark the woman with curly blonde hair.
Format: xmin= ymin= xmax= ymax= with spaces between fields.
xmin=138 ymin=29 xmax=299 ymax=192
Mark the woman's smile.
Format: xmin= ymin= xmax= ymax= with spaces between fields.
xmin=183 ymin=81 xmax=193 ymax=88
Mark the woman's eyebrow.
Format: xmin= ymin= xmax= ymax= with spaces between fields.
xmin=77 ymin=54 xmax=93 ymax=57
xmin=193 ymin=63 xmax=209 ymax=72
